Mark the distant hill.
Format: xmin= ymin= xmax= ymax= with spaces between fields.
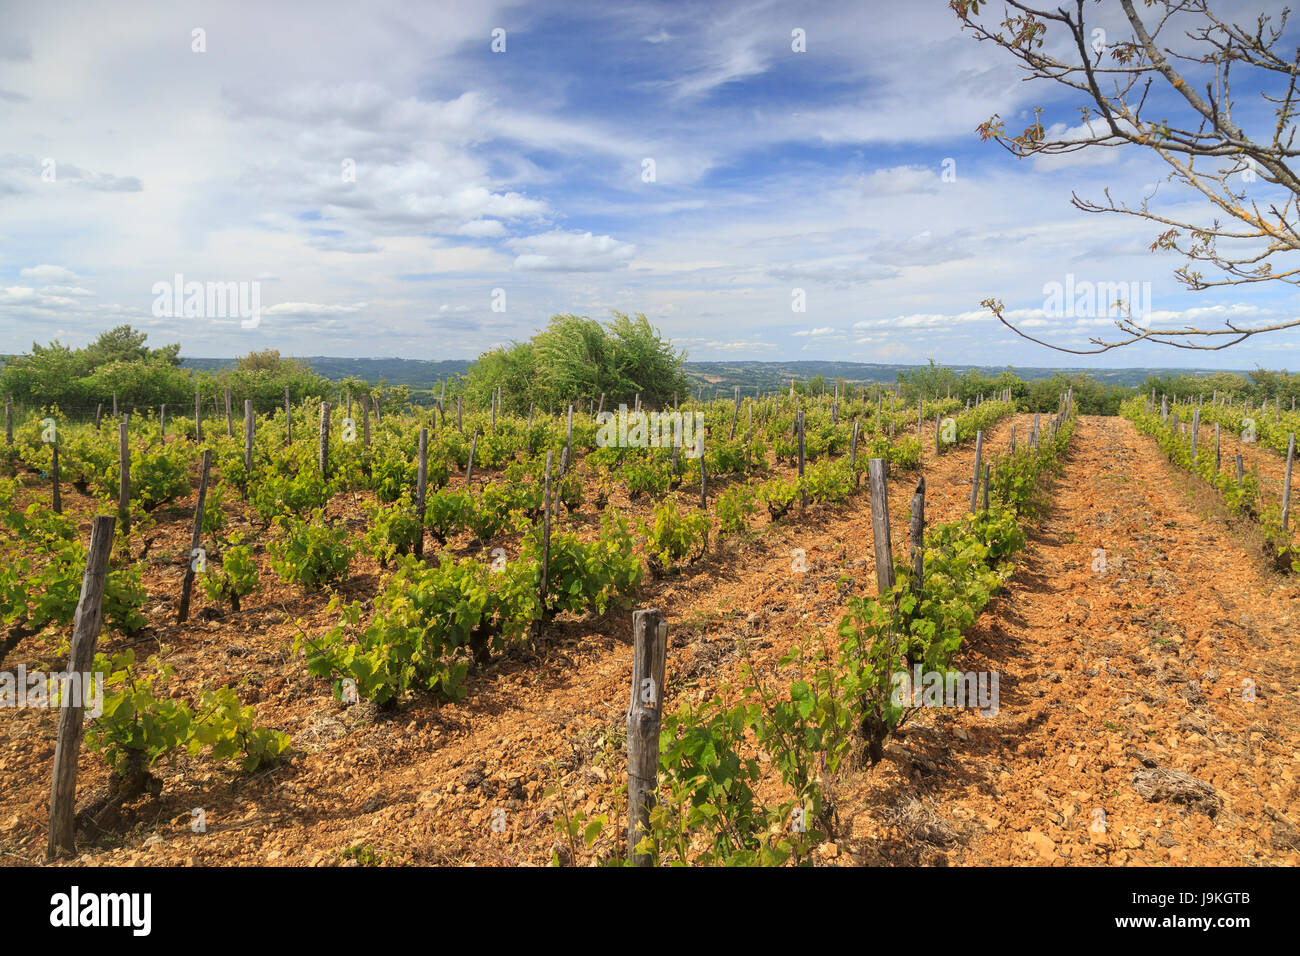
xmin=680 ymin=360 xmax=1213 ymax=392
xmin=180 ymin=356 xmax=1233 ymax=393
xmin=182 ymin=357 xmax=473 ymax=390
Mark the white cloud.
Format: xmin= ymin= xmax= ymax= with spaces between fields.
xmin=509 ymin=230 xmax=636 ymax=272
xmin=264 ymin=301 xmax=367 ymax=316
xmin=20 ymin=264 xmax=78 ymax=282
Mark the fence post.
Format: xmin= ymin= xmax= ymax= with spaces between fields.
xmin=909 ymin=476 xmax=925 ymax=600
xmin=46 ymin=514 xmax=116 ymax=861
xmin=849 ymin=419 xmax=860 ymax=486
xmin=118 ymin=419 xmax=130 ymax=534
xmin=415 ymin=428 xmax=428 ymax=558
xmin=319 ymin=403 xmax=331 ymax=478
xmin=1284 ymin=432 xmax=1295 ymax=531
xmin=969 ymin=430 xmax=984 ymax=513
xmin=868 ymin=459 xmax=894 ymax=594
xmin=627 ymin=607 xmax=668 ymax=866
xmin=242 ymin=400 xmax=254 ymax=475
xmin=539 ymin=451 xmax=552 ymax=627
xmin=177 ymin=449 xmax=212 ymax=623
xmin=51 ymin=441 xmax=61 ymax=515
xmin=797 ymin=410 xmax=806 ymax=511
xmin=698 ymin=432 xmax=707 ymax=510
xmin=1191 ymin=407 xmax=1200 ymax=463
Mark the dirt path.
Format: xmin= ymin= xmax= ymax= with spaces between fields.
xmin=838 ymin=415 xmax=1300 ymax=866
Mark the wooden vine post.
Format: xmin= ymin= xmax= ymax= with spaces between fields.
xmin=177 ymin=449 xmax=212 ymax=623
xmin=909 ymin=476 xmax=925 ymax=600
xmin=1284 ymin=432 xmax=1295 ymax=531
xmin=47 ymin=515 xmax=116 ymax=861
xmin=118 ymin=419 xmax=130 ymax=534
xmin=797 ymin=410 xmax=807 ymax=511
xmin=969 ymin=430 xmax=984 ymax=513
xmin=698 ymin=431 xmax=707 ymax=510
xmin=414 ymin=428 xmax=428 ymax=558
xmin=626 ymin=607 xmax=668 ymax=867
xmin=538 ymin=451 xmax=553 ymax=631
xmin=849 ymin=420 xmax=860 ymax=486
xmin=868 ymin=459 xmax=894 ymax=594
xmin=243 ymin=400 xmax=255 ymax=479
xmin=51 ymin=440 xmax=61 ymax=515
xmin=224 ymin=387 xmax=233 ymax=437
xmin=194 ymin=390 xmax=203 ymax=441
xmin=465 ymin=431 xmax=478 ymax=487
xmin=319 ymin=402 xmax=331 ymax=478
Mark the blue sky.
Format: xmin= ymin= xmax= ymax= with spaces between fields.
xmin=2 ymin=0 xmax=1299 ymax=371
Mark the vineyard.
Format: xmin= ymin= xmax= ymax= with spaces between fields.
xmin=1 ymin=383 xmax=1297 ymax=867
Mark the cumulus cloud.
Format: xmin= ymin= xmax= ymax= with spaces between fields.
xmin=20 ymin=264 xmax=78 ymax=283
xmin=509 ymin=230 xmax=636 ymax=272
xmin=264 ymin=301 xmax=368 ymax=316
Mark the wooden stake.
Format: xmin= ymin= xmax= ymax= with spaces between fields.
xmin=224 ymin=387 xmax=233 ymax=437
xmin=1284 ymin=432 xmax=1295 ymax=531
xmin=797 ymin=410 xmax=806 ymax=510
xmin=908 ymin=476 xmax=925 ymax=600
xmin=969 ymin=430 xmax=983 ymax=513
xmin=699 ymin=432 xmax=707 ymax=510
xmin=319 ymin=402 xmax=331 ymax=478
xmin=194 ymin=390 xmax=203 ymax=441
xmin=118 ymin=420 xmax=130 ymax=533
xmin=244 ymin=400 xmax=254 ymax=478
xmin=539 ymin=451 xmax=552 ymax=621
xmin=46 ymin=514 xmax=116 ymax=861
xmin=415 ymin=428 xmax=428 ymax=558
xmin=51 ymin=441 xmax=61 ymax=514
xmin=177 ymin=449 xmax=212 ymax=623
xmin=849 ymin=419 xmax=860 ymax=485
xmin=868 ymin=459 xmax=894 ymax=594
xmin=626 ymin=607 xmax=668 ymax=866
